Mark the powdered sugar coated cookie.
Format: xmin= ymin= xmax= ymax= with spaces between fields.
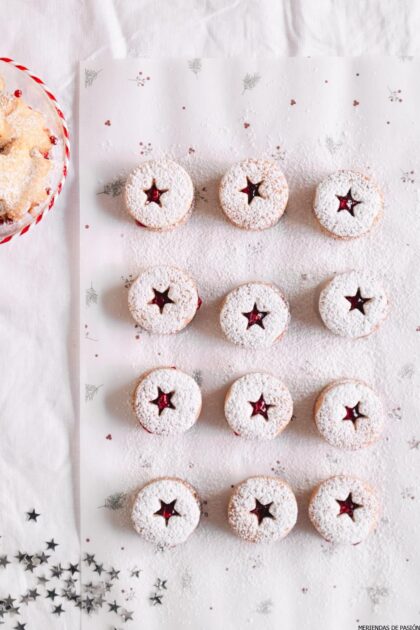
xmin=219 ymin=159 xmax=289 ymax=230
xmin=131 ymin=477 xmax=201 ymax=547
xmin=220 ymin=282 xmax=290 ymax=349
xmin=124 ymin=159 xmax=194 ymax=230
xmin=228 ymin=476 xmax=298 ymax=543
xmin=314 ymin=379 xmax=384 ymax=450
xmin=319 ymin=271 xmax=388 ymax=338
xmin=308 ymin=475 xmax=379 ymax=544
xmin=128 ymin=266 xmax=200 ymax=334
xmin=225 ymin=373 xmax=293 ymax=440
xmin=133 ymin=367 xmax=202 ymax=435
xmin=314 ymin=170 xmax=383 ymax=239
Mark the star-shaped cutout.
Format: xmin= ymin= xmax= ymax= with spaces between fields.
xmin=143 ymin=180 xmax=168 ymax=207
xmin=342 ymin=402 xmax=366 ymax=426
xmin=50 ymin=564 xmax=63 ymax=579
xmin=15 ymin=551 xmax=27 ymax=563
xmin=36 ymin=552 xmax=50 ymax=565
xmin=150 ymin=388 xmax=176 ymax=415
xmin=121 ymin=609 xmax=134 ymax=621
xmin=240 ymin=177 xmax=264 ymax=204
xmin=108 ymin=567 xmax=120 ymax=580
xmin=26 ymin=509 xmax=40 ymax=522
xmin=94 ymin=562 xmax=104 ymax=575
xmin=14 ymin=623 xmax=26 ymax=630
xmin=46 ymin=539 xmax=58 ymax=551
xmin=336 ymin=492 xmax=363 ymax=520
xmin=345 ymin=288 xmax=372 ymax=315
xmin=28 ymin=589 xmax=39 ymax=601
xmin=154 ymin=578 xmax=167 ymax=590
xmin=148 ymin=287 xmax=175 ymax=314
xmin=336 ymin=188 xmax=362 ymax=216
xmin=131 ymin=568 xmax=141 ymax=578
xmin=154 ymin=499 xmax=181 ymax=526
xmin=52 ymin=604 xmax=64 ymax=616
xmin=242 ymin=303 xmax=269 ymax=330
xmin=249 ymin=394 xmax=274 ymax=421
xmin=250 ymin=499 xmax=275 ymax=525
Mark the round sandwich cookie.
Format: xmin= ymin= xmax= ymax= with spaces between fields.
xmin=219 ymin=158 xmax=289 ymax=230
xmin=318 ymin=271 xmax=388 ymax=338
xmin=224 ymin=373 xmax=293 ymax=440
xmin=131 ymin=477 xmax=201 ymax=547
xmin=228 ymin=476 xmax=298 ymax=543
xmin=133 ymin=367 xmax=202 ymax=435
xmin=128 ymin=265 xmax=201 ymax=334
xmin=220 ymin=282 xmax=290 ymax=349
xmin=124 ymin=159 xmax=194 ymax=231
xmin=313 ymin=170 xmax=383 ymax=240
xmin=308 ymin=475 xmax=379 ymax=545
xmin=314 ymin=379 xmax=384 ymax=450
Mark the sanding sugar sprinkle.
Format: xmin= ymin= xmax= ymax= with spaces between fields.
xmin=131 ymin=477 xmax=201 ymax=546
xmin=124 ymin=159 xmax=194 ymax=230
xmin=308 ymin=475 xmax=379 ymax=545
xmin=314 ymin=379 xmax=384 ymax=450
xmin=225 ymin=372 xmax=293 ymax=439
xmin=228 ymin=476 xmax=298 ymax=543
xmin=219 ymin=158 xmax=289 ymax=230
xmin=128 ymin=265 xmax=199 ymax=334
xmin=220 ymin=282 xmax=290 ymax=348
xmin=134 ymin=367 xmax=202 ymax=435
xmin=314 ymin=170 xmax=383 ymax=239
xmin=318 ymin=270 xmax=389 ymax=338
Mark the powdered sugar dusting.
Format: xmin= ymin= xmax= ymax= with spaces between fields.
xmin=228 ymin=476 xmax=298 ymax=543
xmin=133 ymin=367 xmax=202 ymax=435
xmin=219 ymin=158 xmax=288 ymax=230
xmin=124 ymin=159 xmax=194 ymax=230
xmin=314 ymin=170 xmax=383 ymax=239
xmin=315 ymin=379 xmax=384 ymax=450
xmin=128 ymin=265 xmax=199 ymax=334
xmin=319 ymin=271 xmax=389 ymax=338
xmin=308 ymin=475 xmax=380 ymax=544
xmin=220 ymin=282 xmax=290 ymax=348
xmin=131 ymin=477 xmax=201 ymax=546
xmin=225 ymin=372 xmax=293 ymax=439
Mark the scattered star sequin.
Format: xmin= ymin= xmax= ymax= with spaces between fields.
xmin=26 ymin=509 xmax=40 ymax=522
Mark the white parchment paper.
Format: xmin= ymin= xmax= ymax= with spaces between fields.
xmin=79 ymin=58 xmax=420 ymax=629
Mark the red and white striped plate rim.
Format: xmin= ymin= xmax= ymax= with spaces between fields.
xmin=0 ymin=57 xmax=70 ymax=245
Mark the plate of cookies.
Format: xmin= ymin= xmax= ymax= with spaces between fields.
xmin=0 ymin=58 xmax=70 ymax=244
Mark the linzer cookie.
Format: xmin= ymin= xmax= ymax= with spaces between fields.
xmin=314 ymin=379 xmax=384 ymax=450
xmin=319 ymin=271 xmax=388 ymax=338
xmin=220 ymin=282 xmax=290 ymax=349
xmin=224 ymin=373 xmax=293 ymax=440
xmin=124 ymin=159 xmax=194 ymax=230
xmin=128 ymin=265 xmax=201 ymax=334
xmin=0 ymin=75 xmax=54 ymax=222
xmin=228 ymin=476 xmax=298 ymax=543
xmin=219 ymin=159 xmax=288 ymax=230
xmin=314 ymin=170 xmax=383 ymax=239
xmin=131 ymin=477 xmax=201 ymax=547
xmin=133 ymin=367 xmax=202 ymax=435
xmin=308 ymin=475 xmax=379 ymax=544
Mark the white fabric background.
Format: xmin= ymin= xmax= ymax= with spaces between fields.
xmin=1 ymin=1 xmax=420 ymax=629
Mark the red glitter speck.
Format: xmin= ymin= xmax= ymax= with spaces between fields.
xmin=14 ymin=89 xmax=22 ymax=98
